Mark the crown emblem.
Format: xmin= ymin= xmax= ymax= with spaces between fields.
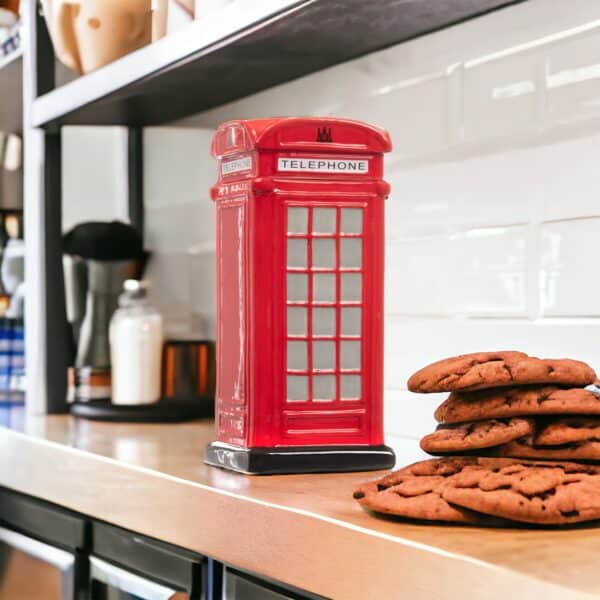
xmin=316 ymin=127 xmax=332 ymax=143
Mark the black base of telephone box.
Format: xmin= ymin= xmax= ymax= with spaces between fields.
xmin=204 ymin=442 xmax=396 ymax=475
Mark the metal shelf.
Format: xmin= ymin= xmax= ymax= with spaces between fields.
xmin=31 ymin=0 xmax=523 ymax=129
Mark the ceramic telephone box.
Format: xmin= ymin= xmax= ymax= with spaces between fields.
xmin=205 ymin=117 xmax=395 ymax=474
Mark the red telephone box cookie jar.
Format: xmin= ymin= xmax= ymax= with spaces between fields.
xmin=205 ymin=117 xmax=395 ymax=474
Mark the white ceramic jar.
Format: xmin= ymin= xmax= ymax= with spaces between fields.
xmin=109 ymin=280 xmax=163 ymax=405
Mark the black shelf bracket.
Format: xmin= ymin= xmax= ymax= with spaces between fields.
xmin=127 ymin=126 xmax=144 ymax=242
xmin=23 ymin=0 xmax=69 ymax=413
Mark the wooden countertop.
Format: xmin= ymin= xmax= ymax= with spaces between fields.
xmin=0 ymin=409 xmax=598 ymax=600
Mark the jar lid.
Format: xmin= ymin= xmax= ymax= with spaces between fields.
xmin=119 ymin=279 xmax=150 ymax=306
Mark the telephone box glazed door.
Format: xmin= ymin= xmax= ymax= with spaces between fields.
xmin=215 ymin=195 xmax=247 ymax=448
xmin=281 ymin=198 xmax=383 ymax=446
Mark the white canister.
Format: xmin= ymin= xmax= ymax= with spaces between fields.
xmin=109 ymin=279 xmax=163 ymax=405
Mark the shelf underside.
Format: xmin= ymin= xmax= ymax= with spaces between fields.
xmin=32 ymin=0 xmax=525 ymax=129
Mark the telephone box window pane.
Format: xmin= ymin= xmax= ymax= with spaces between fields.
xmin=287 ymin=341 xmax=307 ymax=371
xmin=341 ymin=273 xmax=362 ymax=302
xmin=313 ymin=308 xmax=335 ymax=336
xmin=287 ymin=307 xmax=307 ymax=336
xmin=313 ymin=208 xmax=336 ymax=233
xmin=288 ymin=207 xmax=308 ymax=233
xmin=287 ymin=274 xmax=308 ymax=301
xmin=341 ymin=341 xmax=361 ymax=370
xmin=287 ymin=238 xmax=307 ymax=268
xmin=313 ymin=274 xmax=336 ymax=302
xmin=340 ymin=238 xmax=362 ymax=268
xmin=341 ymin=375 xmax=361 ymax=399
xmin=313 ymin=341 xmax=336 ymax=371
xmin=313 ymin=375 xmax=336 ymax=401
xmin=312 ymin=239 xmax=336 ymax=269
xmin=341 ymin=307 xmax=362 ymax=336
xmin=287 ymin=376 xmax=308 ymax=401
xmin=341 ymin=208 xmax=363 ymax=234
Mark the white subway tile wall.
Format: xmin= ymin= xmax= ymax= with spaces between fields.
xmin=62 ymin=129 xmax=217 ymax=339
xmin=65 ymin=0 xmax=600 ymax=457
xmin=540 ymin=218 xmax=600 ymax=317
xmin=143 ymin=129 xmax=216 ymax=340
xmin=62 ymin=127 xmax=129 ymax=231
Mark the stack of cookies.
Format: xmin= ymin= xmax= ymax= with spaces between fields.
xmin=411 ymin=351 xmax=599 ymax=461
xmin=353 ymin=351 xmax=600 ymax=525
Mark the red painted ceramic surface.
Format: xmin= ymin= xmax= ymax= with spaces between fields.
xmin=210 ymin=117 xmax=392 ymax=449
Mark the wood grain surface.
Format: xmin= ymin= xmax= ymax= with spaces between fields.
xmin=0 ymin=414 xmax=598 ymax=599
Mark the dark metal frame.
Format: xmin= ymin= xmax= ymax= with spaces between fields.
xmin=29 ymin=0 xmax=526 ymax=129
xmin=0 ymin=487 xmax=91 ymax=600
xmin=23 ymin=0 xmax=68 ymax=413
xmin=127 ymin=127 xmax=144 ymax=242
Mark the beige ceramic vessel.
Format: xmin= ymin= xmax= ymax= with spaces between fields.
xmin=41 ymin=0 xmax=168 ymax=74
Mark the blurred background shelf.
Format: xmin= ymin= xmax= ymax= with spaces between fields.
xmin=0 ymin=43 xmax=23 ymax=211
xmin=0 ymin=47 xmax=22 ymax=133
xmin=32 ymin=0 xmax=523 ymax=129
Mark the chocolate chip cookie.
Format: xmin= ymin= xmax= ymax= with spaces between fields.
xmin=495 ymin=436 xmax=600 ymax=462
xmin=533 ymin=417 xmax=600 ymax=446
xmin=353 ymin=457 xmax=516 ymax=523
xmin=408 ymin=351 xmax=596 ymax=393
xmin=435 ymin=386 xmax=600 ymax=424
xmin=420 ymin=418 xmax=533 ymax=455
xmin=441 ymin=460 xmax=600 ymax=524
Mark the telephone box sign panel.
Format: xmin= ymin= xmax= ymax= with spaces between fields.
xmin=206 ymin=117 xmax=395 ymax=475
xmin=222 ymin=155 xmax=253 ymax=176
xmin=214 ymin=181 xmax=251 ymax=199
xmin=277 ymin=157 xmax=369 ymax=174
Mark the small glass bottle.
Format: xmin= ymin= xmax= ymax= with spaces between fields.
xmin=109 ymin=280 xmax=163 ymax=405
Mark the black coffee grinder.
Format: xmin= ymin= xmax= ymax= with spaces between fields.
xmin=62 ymin=221 xmax=145 ymax=403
